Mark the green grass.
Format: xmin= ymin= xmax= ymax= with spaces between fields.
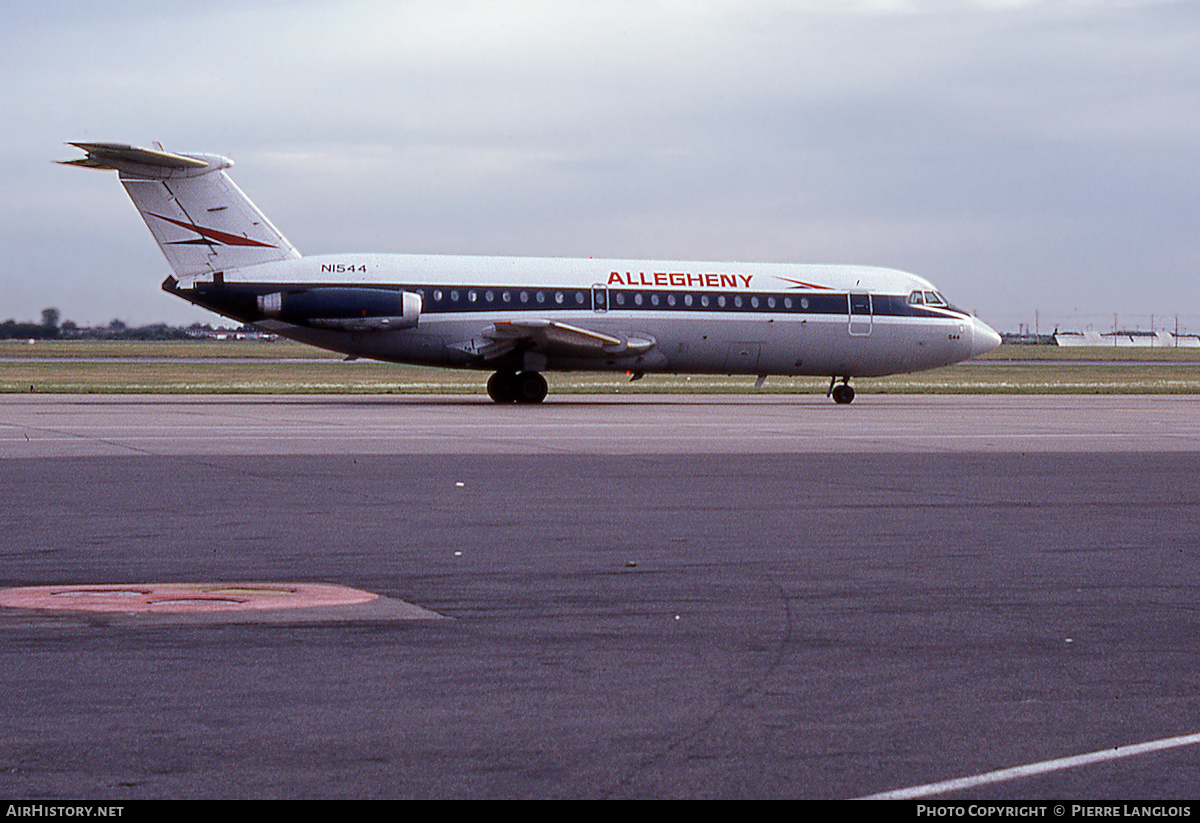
xmin=4 ymin=341 xmax=1200 ymax=394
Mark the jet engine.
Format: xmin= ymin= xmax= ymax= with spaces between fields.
xmin=257 ymin=287 xmax=421 ymax=330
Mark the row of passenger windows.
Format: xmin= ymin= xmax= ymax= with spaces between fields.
xmin=433 ymin=288 xmax=589 ymax=306
xmin=411 ymin=287 xmax=820 ymax=312
xmin=609 ymin=291 xmax=805 ymax=309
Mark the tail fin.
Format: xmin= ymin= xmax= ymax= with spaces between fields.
xmin=60 ymin=142 xmax=300 ymax=277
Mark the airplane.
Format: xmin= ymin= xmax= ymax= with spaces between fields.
xmin=61 ymin=141 xmax=1001 ymax=404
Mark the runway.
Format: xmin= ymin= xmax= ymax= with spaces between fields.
xmin=2 ymin=395 xmax=1199 ymax=799
xmin=4 ymin=394 xmax=1200 ymax=456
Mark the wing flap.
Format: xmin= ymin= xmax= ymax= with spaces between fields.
xmin=491 ymin=319 xmax=621 ymax=351
xmin=451 ymin=319 xmax=655 ymax=361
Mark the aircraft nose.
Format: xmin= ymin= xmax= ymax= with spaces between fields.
xmin=971 ymin=317 xmax=1002 ymax=357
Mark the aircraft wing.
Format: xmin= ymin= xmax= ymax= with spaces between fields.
xmin=451 ymin=319 xmax=655 ymax=361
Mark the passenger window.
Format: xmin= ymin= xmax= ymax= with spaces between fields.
xmin=555 ymin=291 xmax=564 ymax=304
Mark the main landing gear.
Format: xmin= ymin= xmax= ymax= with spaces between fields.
xmin=828 ymin=376 xmax=855 ymax=405
xmin=487 ymin=370 xmax=548 ymax=404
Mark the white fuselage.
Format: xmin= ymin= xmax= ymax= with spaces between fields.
xmin=174 ymin=252 xmax=1001 ymax=378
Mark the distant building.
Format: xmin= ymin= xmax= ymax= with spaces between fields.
xmin=186 ymin=326 xmax=277 ymax=341
xmin=1054 ymin=330 xmax=1200 ymax=347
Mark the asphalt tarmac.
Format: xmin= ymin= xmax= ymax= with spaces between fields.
xmin=2 ymin=395 xmax=1199 ymax=799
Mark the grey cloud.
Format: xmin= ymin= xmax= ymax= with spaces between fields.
xmin=1 ymin=0 xmax=1197 ymax=332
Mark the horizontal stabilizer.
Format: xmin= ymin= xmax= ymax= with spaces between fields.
xmin=60 ymin=140 xmax=298 ymax=276
xmin=58 ymin=142 xmax=228 ymax=179
xmin=60 ymin=142 xmax=209 ymax=170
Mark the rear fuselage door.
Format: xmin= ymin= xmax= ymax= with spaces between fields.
xmin=848 ymin=290 xmax=872 ymax=337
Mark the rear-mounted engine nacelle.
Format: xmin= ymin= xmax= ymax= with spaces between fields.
xmin=257 ymin=287 xmax=421 ymax=330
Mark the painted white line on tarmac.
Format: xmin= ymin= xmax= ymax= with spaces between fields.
xmin=856 ymin=731 xmax=1200 ymax=800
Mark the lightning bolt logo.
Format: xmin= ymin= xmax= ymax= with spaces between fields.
xmin=149 ymin=213 xmax=277 ymax=248
xmin=776 ymin=277 xmax=834 ymax=290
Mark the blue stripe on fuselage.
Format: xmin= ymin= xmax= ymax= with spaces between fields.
xmin=189 ymin=281 xmax=972 ymax=321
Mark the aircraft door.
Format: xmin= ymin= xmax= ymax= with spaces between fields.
xmin=848 ymin=290 xmax=872 ymax=337
xmin=592 ymin=284 xmax=608 ymax=313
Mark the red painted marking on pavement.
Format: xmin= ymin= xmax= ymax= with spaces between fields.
xmin=0 ymin=583 xmax=377 ymax=613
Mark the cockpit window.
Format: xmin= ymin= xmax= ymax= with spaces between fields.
xmin=908 ymin=290 xmax=924 ymax=306
xmin=924 ymin=291 xmax=944 ymax=305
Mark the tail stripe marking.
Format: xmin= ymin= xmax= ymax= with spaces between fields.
xmin=148 ymin=212 xmax=277 ymax=248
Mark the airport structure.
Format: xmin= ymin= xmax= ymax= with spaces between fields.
xmin=1054 ymin=330 xmax=1200 ymax=347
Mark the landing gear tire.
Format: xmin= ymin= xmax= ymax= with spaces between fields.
xmin=487 ymin=371 xmax=517 ymax=403
xmin=487 ymin=371 xmax=547 ymax=404
xmin=831 ymin=383 xmax=855 ymax=405
xmin=514 ymin=371 xmax=548 ymax=404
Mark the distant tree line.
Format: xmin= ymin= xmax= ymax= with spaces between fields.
xmin=0 ymin=307 xmax=207 ymax=341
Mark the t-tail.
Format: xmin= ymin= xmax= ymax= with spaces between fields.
xmin=60 ymin=142 xmax=300 ymax=277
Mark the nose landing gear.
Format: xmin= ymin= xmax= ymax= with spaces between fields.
xmin=828 ymin=376 xmax=855 ymax=405
xmin=487 ymin=370 xmax=548 ymax=404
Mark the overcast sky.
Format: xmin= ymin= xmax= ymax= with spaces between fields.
xmin=2 ymin=0 xmax=1198 ymax=332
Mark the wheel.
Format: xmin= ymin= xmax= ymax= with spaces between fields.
xmin=514 ymin=371 xmax=548 ymax=404
xmin=831 ymin=384 xmax=855 ymax=405
xmin=486 ymin=371 xmax=517 ymax=403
